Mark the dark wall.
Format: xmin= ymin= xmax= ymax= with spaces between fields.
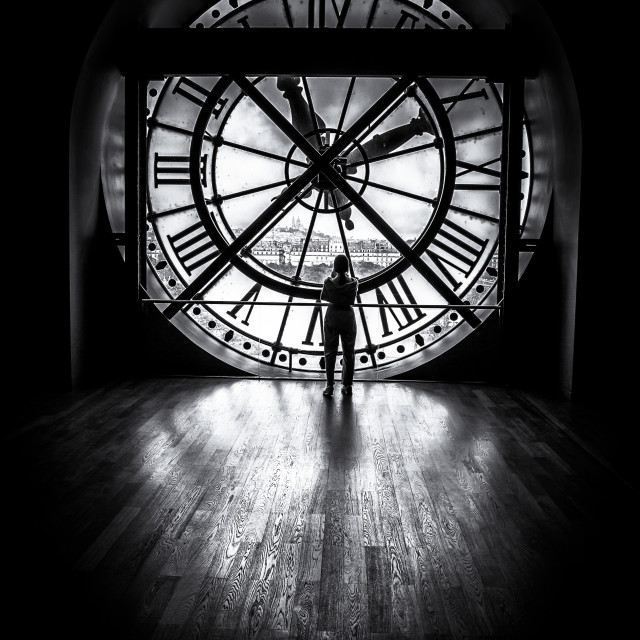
xmin=11 ymin=1 xmax=617 ymax=412
xmin=537 ymin=1 xmax=629 ymax=407
xmin=9 ymin=2 xmax=115 ymax=407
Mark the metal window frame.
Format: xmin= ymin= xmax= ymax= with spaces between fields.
xmin=124 ymin=27 xmax=533 ymax=378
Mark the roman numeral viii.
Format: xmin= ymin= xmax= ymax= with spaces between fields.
xmin=172 ymin=77 xmax=228 ymax=118
xmin=167 ymin=221 xmax=219 ymax=276
xmin=154 ymin=153 xmax=208 ymax=188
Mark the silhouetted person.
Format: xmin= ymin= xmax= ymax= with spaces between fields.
xmin=320 ymin=254 xmax=359 ymax=397
xmin=277 ymin=76 xmax=435 ymax=230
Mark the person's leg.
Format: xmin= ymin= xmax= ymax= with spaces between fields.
xmin=340 ymin=316 xmax=357 ymax=393
xmin=323 ymin=320 xmax=339 ymax=394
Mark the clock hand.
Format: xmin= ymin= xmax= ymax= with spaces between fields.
xmin=276 ymin=76 xmax=328 ymax=205
xmin=277 ymin=76 xmax=326 ymax=150
xmin=346 ymin=107 xmax=435 ymax=166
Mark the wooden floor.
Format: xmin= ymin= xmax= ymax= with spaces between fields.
xmin=6 ymin=377 xmax=635 ymax=639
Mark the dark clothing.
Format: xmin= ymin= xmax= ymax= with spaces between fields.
xmin=321 ymin=274 xmax=358 ymax=308
xmin=321 ymin=275 xmax=358 ymax=386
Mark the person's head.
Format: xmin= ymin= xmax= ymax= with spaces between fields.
xmin=333 ymin=253 xmax=349 ymax=274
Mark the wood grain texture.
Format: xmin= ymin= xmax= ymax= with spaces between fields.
xmin=7 ymin=377 xmax=636 ymax=639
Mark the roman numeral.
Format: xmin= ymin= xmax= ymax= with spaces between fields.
xmin=167 ymin=221 xmax=219 ymax=276
xmin=375 ymin=274 xmax=426 ymax=337
xmin=307 ymin=0 xmax=352 ymax=28
xmin=153 ymin=153 xmax=208 ymax=188
xmin=301 ymin=301 xmax=325 ymax=346
xmin=441 ymin=81 xmax=489 ymax=112
xmin=173 ymin=77 xmax=229 ymax=118
xmin=455 ymin=158 xmax=502 ymax=190
xmin=395 ymin=9 xmax=420 ymax=29
xmin=426 ymin=219 xmax=488 ymax=289
xmin=172 ymin=77 xmax=208 ymax=107
xmin=227 ymin=283 xmax=263 ymax=326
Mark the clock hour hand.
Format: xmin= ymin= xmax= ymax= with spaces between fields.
xmin=277 ymin=76 xmax=326 ymax=150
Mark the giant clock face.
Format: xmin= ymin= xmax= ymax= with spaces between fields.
xmin=143 ymin=0 xmax=537 ymax=379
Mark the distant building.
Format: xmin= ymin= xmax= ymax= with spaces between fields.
xmin=251 ymin=230 xmax=401 ymax=267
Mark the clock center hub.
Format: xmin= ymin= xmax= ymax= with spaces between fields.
xmin=284 ymin=128 xmax=370 ymax=216
xmin=312 ymin=144 xmax=348 ymax=193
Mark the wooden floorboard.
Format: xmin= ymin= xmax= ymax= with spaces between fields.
xmin=6 ymin=377 xmax=636 ymax=639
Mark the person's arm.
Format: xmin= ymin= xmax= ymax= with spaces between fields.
xmin=320 ymin=278 xmax=329 ymax=302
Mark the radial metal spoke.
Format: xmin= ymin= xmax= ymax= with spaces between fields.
xmin=147 ymin=117 xmax=215 ymax=142
xmin=269 ymin=192 xmax=324 ymax=365
xmin=301 ymin=77 xmax=324 ymax=149
xmin=294 ymin=193 xmax=322 ymax=277
xmin=454 ymin=125 xmax=502 ymax=142
xmin=221 ymin=139 xmax=308 ymax=168
xmin=271 ymin=192 xmax=322 ymax=364
xmin=346 ymin=139 xmax=438 ymax=171
xmin=347 ymin=175 xmax=437 ymax=206
xmin=214 ymin=178 xmax=291 ymax=202
xmin=337 ymin=77 xmax=357 ymax=134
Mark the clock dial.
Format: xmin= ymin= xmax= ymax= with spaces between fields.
xmin=142 ymin=0 xmax=535 ymax=378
